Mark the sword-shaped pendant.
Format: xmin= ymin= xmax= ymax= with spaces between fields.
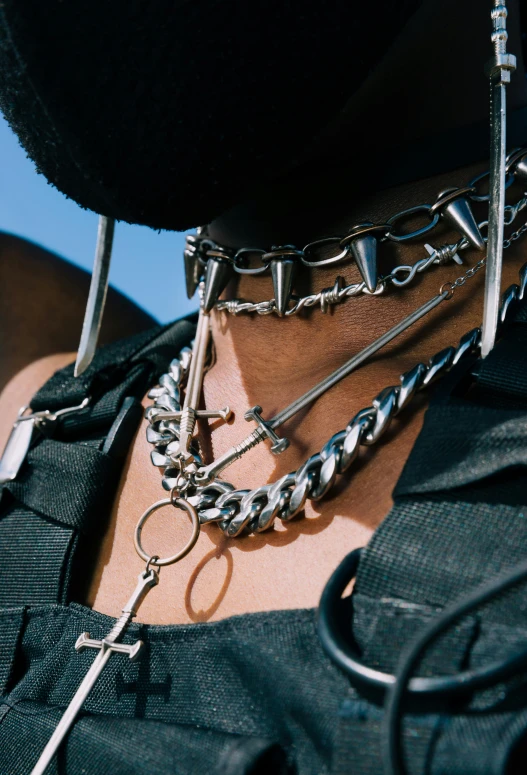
xmin=481 ymin=1 xmax=516 ymax=358
xmin=74 ymin=215 xmax=116 ymax=377
xmin=30 ymin=569 xmax=159 ymax=775
xmin=196 ymin=288 xmax=451 ymax=485
xmin=177 ymin=306 xmax=212 ymax=460
xmin=173 ymin=304 xmax=231 ymax=466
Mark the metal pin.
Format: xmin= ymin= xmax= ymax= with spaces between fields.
xmin=196 ymin=287 xmax=450 ymax=484
xmin=74 ymin=216 xmax=116 ymax=377
xmin=177 ymin=308 xmax=211 ymax=456
xmin=481 ymin=1 xmax=516 ymax=358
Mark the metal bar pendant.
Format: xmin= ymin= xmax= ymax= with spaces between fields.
xmin=30 ymin=570 xmax=158 ymax=775
xmin=74 ymin=215 xmax=116 ymax=376
xmin=481 ymin=2 xmax=516 ymax=358
xmin=196 ymin=287 xmax=450 ymax=485
xmin=0 ymin=417 xmax=36 ymax=484
xmin=177 ymin=306 xmax=211 ymax=457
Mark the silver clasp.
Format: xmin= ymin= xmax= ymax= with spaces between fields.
xmin=0 ymin=397 xmax=90 ymax=485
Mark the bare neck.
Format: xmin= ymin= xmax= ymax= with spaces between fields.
xmin=203 ymin=163 xmax=527 ymax=500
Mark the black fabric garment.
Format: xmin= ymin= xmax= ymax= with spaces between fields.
xmin=2 ymin=304 xmax=527 ymax=774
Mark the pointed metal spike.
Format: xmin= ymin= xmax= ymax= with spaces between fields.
xmin=514 ymin=155 xmax=527 ymax=179
xmin=74 ymin=216 xmax=115 ymax=377
xmin=183 ymin=248 xmax=202 ymax=299
xmin=442 ymin=198 xmax=485 ymax=251
xmin=350 ymin=235 xmax=378 ymax=293
xmin=271 ymin=259 xmax=296 ymax=316
xmin=202 ymin=258 xmax=233 ymax=313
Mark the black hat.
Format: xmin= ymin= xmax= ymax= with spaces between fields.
xmin=0 ymin=0 xmax=423 ymax=231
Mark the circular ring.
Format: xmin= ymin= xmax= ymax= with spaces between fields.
xmin=339 ymin=222 xmax=391 ymax=247
xmin=429 ymin=185 xmax=476 ymax=216
xmin=134 ymin=497 xmax=200 ymax=566
xmin=385 ymin=205 xmax=440 ymax=243
xmin=204 ymin=249 xmax=236 ymax=265
xmin=439 ymin=282 xmax=454 ymax=300
xmin=146 ymin=555 xmax=160 ymax=573
xmin=261 ymin=248 xmax=304 ymax=263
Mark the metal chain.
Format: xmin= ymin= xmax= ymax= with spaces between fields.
xmin=214 ymin=194 xmax=527 ymax=316
xmin=187 ymin=149 xmax=527 ymax=281
xmin=147 ymin=253 xmax=527 ymax=536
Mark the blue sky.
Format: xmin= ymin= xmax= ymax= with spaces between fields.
xmin=0 ymin=113 xmax=196 ymax=323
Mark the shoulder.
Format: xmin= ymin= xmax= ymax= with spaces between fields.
xmin=0 ymin=230 xmax=156 ymax=392
xmin=0 ymin=352 xmax=75 ymax=451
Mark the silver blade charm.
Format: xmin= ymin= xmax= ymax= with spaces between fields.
xmin=74 ymin=215 xmax=116 ymax=376
xmin=30 ymin=569 xmax=158 ymax=775
xmin=177 ymin=306 xmax=212 ymax=458
xmin=481 ymin=2 xmax=516 ymax=358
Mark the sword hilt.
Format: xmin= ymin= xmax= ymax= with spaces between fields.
xmin=75 ymin=632 xmax=144 ymax=662
xmin=244 ymin=406 xmax=289 ymax=455
xmin=487 ymin=3 xmax=516 ymax=81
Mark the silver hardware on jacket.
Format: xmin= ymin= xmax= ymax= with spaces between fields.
xmin=74 ymin=215 xmax=115 ymax=376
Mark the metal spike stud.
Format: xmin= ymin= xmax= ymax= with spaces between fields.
xmin=514 ymin=154 xmax=527 ymax=180
xmin=441 ymin=196 xmax=485 ymax=251
xmin=74 ymin=215 xmax=115 ymax=377
xmin=350 ymin=234 xmax=378 ymax=293
xmin=202 ymin=257 xmax=233 ymax=313
xmin=271 ymin=258 xmax=296 ymax=316
xmin=183 ymin=247 xmax=202 ymax=300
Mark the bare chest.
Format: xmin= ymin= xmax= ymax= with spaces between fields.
xmin=84 ymin=389 xmax=426 ymax=625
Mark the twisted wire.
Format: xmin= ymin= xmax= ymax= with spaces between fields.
xmin=147 ymin=262 xmax=527 ymax=536
xmin=213 ymin=192 xmax=527 ymax=317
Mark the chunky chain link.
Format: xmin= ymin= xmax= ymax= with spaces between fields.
xmin=147 ymin=256 xmax=527 ymax=536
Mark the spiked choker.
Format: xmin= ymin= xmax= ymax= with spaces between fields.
xmin=184 ymin=150 xmax=527 ymax=317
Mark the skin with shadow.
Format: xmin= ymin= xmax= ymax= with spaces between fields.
xmin=0 ymin=0 xmax=526 ymax=625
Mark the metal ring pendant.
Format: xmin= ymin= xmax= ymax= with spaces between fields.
xmin=134 ymin=497 xmax=200 ymax=566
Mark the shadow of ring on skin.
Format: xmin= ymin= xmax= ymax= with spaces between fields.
xmin=184 ymin=544 xmax=234 ymax=622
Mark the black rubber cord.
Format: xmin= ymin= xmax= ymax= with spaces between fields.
xmin=381 ymin=557 xmax=527 ymax=775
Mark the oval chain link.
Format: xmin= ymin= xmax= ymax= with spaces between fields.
xmin=187 ymin=149 xmax=527 ymax=274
